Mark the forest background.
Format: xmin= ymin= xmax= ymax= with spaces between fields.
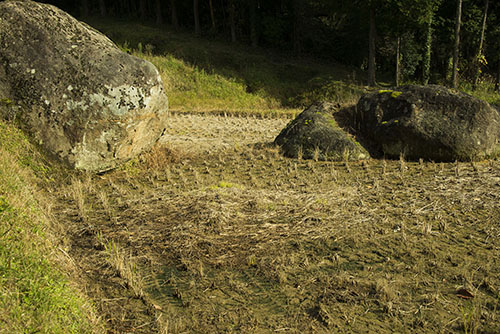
xmin=30 ymin=0 xmax=500 ymax=93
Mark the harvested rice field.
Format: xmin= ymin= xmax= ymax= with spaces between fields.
xmin=52 ymin=112 xmax=500 ymax=333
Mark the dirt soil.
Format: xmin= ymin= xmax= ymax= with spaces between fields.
xmin=51 ymin=112 xmax=500 ymax=333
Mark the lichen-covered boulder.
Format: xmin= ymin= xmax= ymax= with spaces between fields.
xmin=356 ymin=85 xmax=500 ymax=161
xmin=275 ymin=102 xmax=369 ymax=161
xmin=0 ymin=1 xmax=168 ymax=172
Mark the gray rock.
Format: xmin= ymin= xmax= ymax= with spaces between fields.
xmin=356 ymin=85 xmax=500 ymax=161
xmin=275 ymin=102 xmax=369 ymax=161
xmin=0 ymin=1 xmax=168 ymax=172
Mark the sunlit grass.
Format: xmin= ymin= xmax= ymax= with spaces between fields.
xmin=461 ymin=80 xmax=500 ymax=107
xmin=139 ymin=53 xmax=277 ymax=112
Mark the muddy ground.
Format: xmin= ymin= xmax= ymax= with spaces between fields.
xmin=51 ymin=113 xmax=499 ymax=333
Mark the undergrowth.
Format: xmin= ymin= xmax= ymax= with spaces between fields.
xmin=461 ymin=80 xmax=500 ymax=107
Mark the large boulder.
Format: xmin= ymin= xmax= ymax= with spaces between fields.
xmin=356 ymin=85 xmax=500 ymax=161
xmin=0 ymin=1 xmax=168 ymax=172
xmin=275 ymin=102 xmax=369 ymax=161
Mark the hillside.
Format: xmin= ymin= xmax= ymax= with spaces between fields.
xmin=87 ymin=19 xmax=500 ymax=111
xmin=87 ymin=18 xmax=370 ymax=114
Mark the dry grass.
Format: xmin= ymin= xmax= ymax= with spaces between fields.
xmin=50 ymin=114 xmax=500 ymax=333
xmin=99 ymin=235 xmax=146 ymax=299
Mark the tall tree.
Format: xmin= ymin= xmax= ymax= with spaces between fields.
xmin=291 ymin=0 xmax=302 ymax=55
xmin=98 ymin=0 xmax=107 ymax=17
xmin=368 ymin=3 xmax=377 ymax=86
xmin=139 ymin=0 xmax=148 ymax=21
xmin=420 ymin=0 xmax=443 ymax=84
xmin=228 ymin=0 xmax=237 ymax=43
xmin=194 ymin=0 xmax=201 ymax=35
xmin=249 ymin=0 xmax=258 ymax=47
xmin=170 ymin=0 xmax=179 ymax=30
xmin=80 ymin=0 xmax=89 ymax=17
xmin=474 ymin=0 xmax=489 ymax=86
xmin=452 ymin=0 xmax=463 ymax=88
xmin=395 ymin=36 xmax=401 ymax=86
xmin=422 ymin=9 xmax=434 ymax=84
xmin=209 ymin=0 xmax=216 ymax=32
xmin=155 ymin=0 xmax=163 ymax=25
xmin=129 ymin=0 xmax=138 ymax=17
xmin=118 ymin=0 xmax=131 ymax=17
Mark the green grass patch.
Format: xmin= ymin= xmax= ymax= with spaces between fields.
xmin=0 ymin=120 xmax=98 ymax=333
xmin=138 ymin=53 xmax=275 ymax=112
xmin=461 ymin=81 xmax=500 ymax=107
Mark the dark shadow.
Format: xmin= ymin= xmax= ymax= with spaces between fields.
xmin=333 ymin=104 xmax=384 ymax=159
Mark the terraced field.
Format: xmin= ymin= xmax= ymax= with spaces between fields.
xmin=54 ymin=113 xmax=500 ymax=333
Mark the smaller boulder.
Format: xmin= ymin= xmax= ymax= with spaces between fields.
xmin=356 ymin=85 xmax=500 ymax=161
xmin=274 ymin=102 xmax=369 ymax=161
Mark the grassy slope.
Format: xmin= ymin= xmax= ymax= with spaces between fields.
xmin=88 ymin=18 xmax=500 ymax=112
xmin=86 ymin=19 xmax=367 ymax=114
xmin=0 ymin=120 xmax=99 ymax=333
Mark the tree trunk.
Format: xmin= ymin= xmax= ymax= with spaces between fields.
xmin=368 ymin=4 xmax=377 ymax=86
xmin=139 ymin=0 xmax=148 ymax=21
xmin=98 ymin=0 xmax=107 ymax=17
xmin=452 ymin=0 xmax=462 ymax=89
xmin=396 ymin=36 xmax=401 ymax=86
xmin=194 ymin=0 xmax=201 ymax=35
xmin=81 ymin=0 xmax=89 ymax=17
xmin=228 ymin=0 xmax=237 ymax=43
xmin=130 ymin=0 xmax=137 ymax=17
xmin=250 ymin=0 xmax=258 ymax=47
xmin=423 ymin=12 xmax=433 ymax=85
xmin=496 ymin=60 xmax=500 ymax=92
xmin=170 ymin=0 xmax=179 ymax=30
xmin=155 ymin=0 xmax=163 ymax=25
xmin=474 ymin=0 xmax=489 ymax=86
xmin=209 ymin=0 xmax=216 ymax=32
xmin=120 ymin=0 xmax=130 ymax=17
xmin=292 ymin=0 xmax=302 ymax=55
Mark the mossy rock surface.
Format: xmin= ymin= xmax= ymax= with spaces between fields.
xmin=0 ymin=1 xmax=168 ymax=172
xmin=356 ymin=85 xmax=500 ymax=161
xmin=275 ymin=102 xmax=369 ymax=161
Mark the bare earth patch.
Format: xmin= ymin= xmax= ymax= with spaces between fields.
xmin=52 ymin=113 xmax=500 ymax=333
